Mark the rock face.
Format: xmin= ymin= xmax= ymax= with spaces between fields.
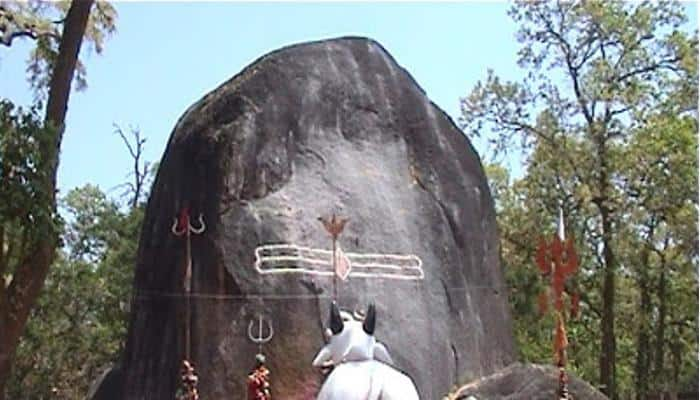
xmin=119 ymin=36 xmax=515 ymax=399
xmin=452 ymin=363 xmax=609 ymax=400
xmin=87 ymin=364 xmax=122 ymax=400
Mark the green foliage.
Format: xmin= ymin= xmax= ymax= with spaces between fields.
xmin=6 ymin=185 xmax=142 ymax=399
xmin=462 ymin=1 xmax=697 ymax=158
xmin=1 ymin=2 xmax=120 ymax=398
xmin=0 ymin=99 xmax=62 ymax=292
xmin=468 ymin=1 xmax=698 ymax=398
xmin=0 ymin=101 xmax=147 ymax=400
xmin=0 ymin=100 xmax=60 ymax=239
xmin=0 ymin=1 xmax=117 ymax=99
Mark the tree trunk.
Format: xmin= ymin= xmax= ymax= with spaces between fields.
xmin=670 ymin=328 xmax=682 ymax=400
xmin=44 ymin=0 xmax=95 ymax=134
xmin=635 ymin=244 xmax=652 ymax=400
xmin=653 ymin=265 xmax=667 ymax=391
xmin=0 ymin=246 xmax=54 ymax=399
xmin=0 ymin=315 xmax=14 ymax=400
xmin=599 ymin=211 xmax=617 ymax=399
xmin=595 ymin=134 xmax=617 ymax=399
xmin=0 ymin=1 xmax=94 ymax=398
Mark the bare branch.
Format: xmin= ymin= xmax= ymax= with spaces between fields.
xmin=114 ymin=124 xmax=149 ymax=208
xmin=608 ymin=106 xmax=633 ymax=119
xmin=113 ymin=124 xmax=138 ymax=159
xmin=536 ymin=4 xmax=595 ymax=127
xmin=574 ymin=32 xmax=599 ymax=70
xmin=487 ymin=114 xmax=588 ymax=188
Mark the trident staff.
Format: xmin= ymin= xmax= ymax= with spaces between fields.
xmin=318 ymin=214 xmax=349 ymax=300
xmin=171 ymin=207 xmax=206 ymax=361
xmin=247 ymin=315 xmax=273 ymax=400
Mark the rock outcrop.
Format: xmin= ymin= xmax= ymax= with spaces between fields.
xmin=118 ymin=36 xmax=515 ymax=399
xmin=451 ymin=363 xmax=609 ymax=400
xmin=86 ymin=363 xmax=122 ymax=400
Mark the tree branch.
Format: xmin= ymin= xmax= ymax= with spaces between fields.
xmin=613 ymin=34 xmax=654 ymax=71
xmin=615 ymin=58 xmax=682 ymax=83
xmin=0 ymin=25 xmax=60 ymax=47
xmin=574 ymin=33 xmax=599 ymax=70
xmin=114 ymin=124 xmax=138 ymax=159
xmin=608 ymin=106 xmax=633 ymax=119
xmin=44 ymin=0 xmax=95 ymax=134
xmin=114 ymin=124 xmax=148 ymax=208
xmin=537 ymin=4 xmax=595 ymax=127
xmin=491 ymin=116 xmax=587 ymax=188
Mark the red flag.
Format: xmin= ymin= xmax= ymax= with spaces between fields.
xmin=334 ymin=245 xmax=352 ymax=280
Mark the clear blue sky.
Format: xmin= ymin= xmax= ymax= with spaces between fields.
xmin=1 ymin=2 xmax=697 ymax=200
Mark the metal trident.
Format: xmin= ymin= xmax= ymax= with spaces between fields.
xmin=171 ymin=207 xmax=205 ymax=292
xmin=172 ymin=206 xmax=206 ymax=361
xmin=171 ymin=208 xmax=206 ymax=235
xmin=318 ymin=213 xmax=349 ymax=300
xmin=248 ymin=315 xmax=274 ymax=355
xmin=534 ymin=209 xmax=578 ymax=400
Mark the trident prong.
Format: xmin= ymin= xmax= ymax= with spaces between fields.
xmin=171 ymin=213 xmax=206 ymax=236
xmin=190 ymin=214 xmax=206 ymax=234
xmin=248 ymin=315 xmax=273 ymax=345
xmin=171 ymin=217 xmax=185 ymax=235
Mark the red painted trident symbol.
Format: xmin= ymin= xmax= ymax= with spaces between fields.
xmin=534 ymin=210 xmax=579 ymax=318
xmin=318 ymin=213 xmax=350 ymax=300
xmin=534 ymin=210 xmax=579 ymax=399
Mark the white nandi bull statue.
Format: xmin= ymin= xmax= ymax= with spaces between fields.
xmin=312 ymin=302 xmax=420 ymax=400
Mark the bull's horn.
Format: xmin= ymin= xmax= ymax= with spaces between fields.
xmin=363 ymin=303 xmax=376 ymax=335
xmin=330 ymin=301 xmax=344 ymax=335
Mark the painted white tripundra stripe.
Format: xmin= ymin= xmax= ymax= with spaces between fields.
xmin=254 ymin=243 xmax=424 ymax=280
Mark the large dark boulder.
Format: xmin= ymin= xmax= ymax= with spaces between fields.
xmin=87 ymin=363 xmax=122 ymax=400
xmin=452 ymin=363 xmax=609 ymax=400
xmin=119 ymin=36 xmax=515 ymax=399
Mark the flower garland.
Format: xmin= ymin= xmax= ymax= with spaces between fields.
xmin=175 ymin=360 xmax=199 ymax=400
xmin=247 ymin=354 xmax=272 ymax=400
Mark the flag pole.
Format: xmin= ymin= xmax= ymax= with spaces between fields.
xmin=318 ymin=213 xmax=349 ymax=302
xmin=535 ymin=207 xmax=578 ymax=400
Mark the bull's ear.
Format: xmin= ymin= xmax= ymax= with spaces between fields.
xmin=312 ymin=346 xmax=332 ymax=367
xmin=373 ymin=342 xmax=394 ymax=365
xmin=330 ymin=301 xmax=344 ymax=335
xmin=363 ymin=303 xmax=376 ymax=335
